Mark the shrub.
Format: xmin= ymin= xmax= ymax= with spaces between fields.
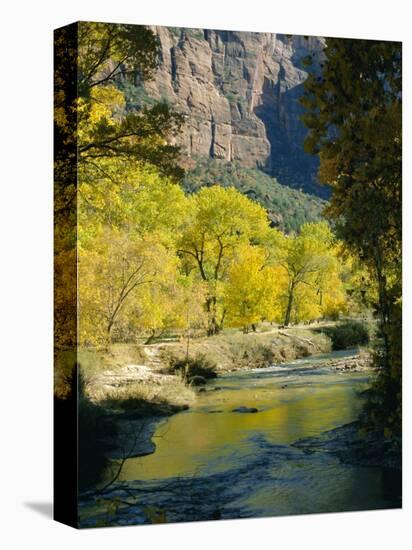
xmin=169 ymin=354 xmax=218 ymax=384
xmin=324 ymin=320 xmax=370 ymax=350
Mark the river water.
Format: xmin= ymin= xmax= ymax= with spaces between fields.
xmin=80 ymin=350 xmax=401 ymax=526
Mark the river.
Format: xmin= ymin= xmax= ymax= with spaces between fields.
xmin=79 ymin=349 xmax=401 ymax=527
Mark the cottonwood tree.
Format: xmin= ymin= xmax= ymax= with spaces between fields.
xmin=224 ymin=244 xmax=281 ymax=332
xmin=275 ymin=222 xmax=344 ymax=326
xmin=54 ymin=22 xmax=185 ymax=348
xmin=178 ymin=186 xmax=270 ymax=335
xmin=78 ymin=159 xmax=188 ymax=240
xmin=79 ymin=229 xmax=176 ymax=346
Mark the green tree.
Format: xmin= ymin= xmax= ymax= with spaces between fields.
xmin=301 ymin=39 xmax=402 ymax=434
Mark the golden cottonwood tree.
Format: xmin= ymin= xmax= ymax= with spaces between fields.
xmin=224 ymin=245 xmax=281 ymax=331
xmin=274 ymin=222 xmax=346 ymax=325
xmin=78 ymin=159 xmax=188 ymax=240
xmin=78 ymin=229 xmax=177 ymax=346
xmin=178 ymin=186 xmax=270 ymax=334
xmin=127 ymin=275 xmax=207 ymax=345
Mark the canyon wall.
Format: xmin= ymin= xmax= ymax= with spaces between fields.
xmin=142 ymin=28 xmax=325 ymax=195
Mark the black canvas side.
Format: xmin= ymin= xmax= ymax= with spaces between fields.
xmin=53 ymin=22 xmax=79 ymax=529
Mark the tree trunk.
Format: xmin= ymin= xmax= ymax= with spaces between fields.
xmin=207 ymin=316 xmax=221 ymax=336
xmin=106 ymin=320 xmax=114 ymax=349
xmin=144 ymin=329 xmax=156 ymax=345
xmin=206 ymin=295 xmax=221 ymax=336
xmin=284 ymin=287 xmax=294 ymax=326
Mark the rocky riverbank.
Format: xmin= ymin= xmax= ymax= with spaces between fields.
xmin=323 ymin=352 xmax=372 ymax=373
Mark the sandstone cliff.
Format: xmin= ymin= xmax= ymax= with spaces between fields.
xmin=139 ymin=28 xmax=325 ymax=196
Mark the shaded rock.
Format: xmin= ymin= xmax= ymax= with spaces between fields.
xmin=232 ymin=406 xmax=259 ymax=413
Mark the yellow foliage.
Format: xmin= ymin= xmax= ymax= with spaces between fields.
xmin=224 ymin=245 xmax=282 ymax=329
xmin=78 ymin=228 xmax=177 ymax=346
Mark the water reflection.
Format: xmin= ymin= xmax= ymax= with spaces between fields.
xmin=108 ymin=350 xmax=400 ymax=520
xmin=120 ymin=351 xmax=369 ymax=481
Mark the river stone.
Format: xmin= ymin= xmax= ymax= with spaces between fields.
xmin=232 ymin=406 xmax=259 ymax=413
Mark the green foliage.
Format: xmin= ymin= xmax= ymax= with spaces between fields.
xmin=301 ymin=38 xmax=402 ymax=436
xmin=224 ymin=92 xmax=238 ymax=104
xmin=77 ymin=22 xmax=159 ymax=95
xmin=184 ymin=28 xmax=205 ymax=41
xmin=322 ymin=320 xmax=370 ymax=350
xmin=183 ymin=159 xmax=326 ymax=233
xmin=117 ymin=79 xmax=158 ymax=111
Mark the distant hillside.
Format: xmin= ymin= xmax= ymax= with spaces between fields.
xmin=182 ymin=160 xmax=326 ymax=233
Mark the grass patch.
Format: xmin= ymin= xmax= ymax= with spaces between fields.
xmin=96 ymin=380 xmax=194 ymax=415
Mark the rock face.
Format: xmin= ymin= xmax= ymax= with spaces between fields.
xmin=142 ymin=28 xmax=325 ymax=195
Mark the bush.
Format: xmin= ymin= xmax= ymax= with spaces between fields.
xmin=232 ymin=343 xmax=275 ymax=368
xmin=324 ymin=320 xmax=370 ymax=350
xmin=169 ymin=354 xmax=218 ymax=384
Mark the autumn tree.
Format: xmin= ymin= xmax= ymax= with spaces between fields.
xmin=274 ymin=222 xmax=345 ymax=326
xmin=78 ymin=159 xmax=188 ymax=240
xmin=79 ymin=228 xmax=177 ymax=346
xmin=224 ymin=244 xmax=281 ymax=332
xmin=54 ymin=22 xmax=185 ymax=349
xmin=76 ymin=22 xmax=184 ymax=181
xmin=178 ymin=186 xmax=270 ymax=335
xmin=301 ymin=38 xmax=402 ymax=434
xmin=55 ymin=22 xmax=185 ymax=214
